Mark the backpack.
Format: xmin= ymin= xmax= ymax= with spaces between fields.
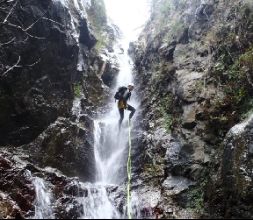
xmin=114 ymin=87 xmax=127 ymax=100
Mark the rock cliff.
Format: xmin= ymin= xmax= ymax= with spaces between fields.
xmin=131 ymin=0 xmax=253 ymax=218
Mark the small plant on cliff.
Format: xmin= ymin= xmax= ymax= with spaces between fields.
xmin=95 ymin=34 xmax=108 ymax=51
xmin=86 ymin=0 xmax=108 ymax=51
xmin=73 ymin=83 xmax=82 ymax=98
xmin=158 ymin=94 xmax=173 ymax=133
xmin=187 ymin=179 xmax=208 ymax=214
xmin=86 ymin=0 xmax=107 ymax=34
xmin=239 ymin=46 xmax=253 ymax=72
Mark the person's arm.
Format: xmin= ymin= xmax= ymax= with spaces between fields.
xmin=123 ymin=91 xmax=131 ymax=101
xmin=128 ymin=92 xmax=131 ymax=101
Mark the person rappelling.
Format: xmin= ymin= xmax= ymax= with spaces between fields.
xmin=115 ymin=83 xmax=134 ymax=219
xmin=114 ymin=83 xmax=136 ymax=128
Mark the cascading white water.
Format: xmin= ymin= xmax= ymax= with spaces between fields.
xmin=94 ymin=40 xmax=139 ymax=186
xmin=52 ymin=0 xmax=150 ymax=219
xmin=23 ymin=170 xmax=54 ymax=219
xmin=84 ymin=1 xmax=151 ymax=219
xmin=79 ymin=39 xmax=136 ymax=220
xmin=79 ymin=183 xmax=120 ymax=219
xmin=32 ymin=177 xmax=54 ymax=219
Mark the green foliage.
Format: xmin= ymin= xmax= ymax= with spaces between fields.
xmin=152 ymin=0 xmax=185 ymax=38
xmin=87 ymin=0 xmax=107 ymax=33
xmin=158 ymin=0 xmax=172 ymax=16
xmin=208 ymin=39 xmax=253 ymax=135
xmin=94 ymin=33 xmax=108 ymax=51
xmin=73 ymin=83 xmax=82 ymax=98
xmin=170 ymin=19 xmax=185 ymax=34
xmin=187 ymin=179 xmax=208 ymax=214
xmin=158 ymin=94 xmax=173 ymax=133
xmin=86 ymin=0 xmax=108 ymax=51
xmin=188 ymin=188 xmax=204 ymax=213
xmin=239 ymin=47 xmax=253 ymax=71
xmin=213 ymin=45 xmax=253 ymax=107
xmin=160 ymin=107 xmax=173 ymax=133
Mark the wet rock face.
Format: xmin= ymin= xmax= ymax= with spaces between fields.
xmin=0 ymin=150 xmax=97 ymax=219
xmin=26 ymin=117 xmax=96 ymax=182
xmin=0 ymin=0 xmax=101 ymax=146
xmin=207 ymin=115 xmax=253 ymax=218
xmin=0 ymin=0 xmax=115 ymax=216
xmin=101 ymin=61 xmax=119 ymax=88
xmin=132 ymin=0 xmax=253 ymax=218
xmin=0 ymin=152 xmax=35 ymax=218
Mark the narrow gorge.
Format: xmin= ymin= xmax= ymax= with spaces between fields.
xmin=0 ymin=0 xmax=252 ymax=219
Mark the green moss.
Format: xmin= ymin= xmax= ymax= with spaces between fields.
xmin=86 ymin=0 xmax=109 ymax=51
xmin=213 ymin=44 xmax=253 ymax=111
xmin=170 ymin=19 xmax=185 ymax=34
xmin=73 ymin=83 xmax=82 ymax=98
xmin=186 ymin=179 xmax=208 ymax=214
xmin=94 ymin=33 xmax=108 ymax=51
xmin=86 ymin=0 xmax=107 ymax=34
xmin=188 ymin=188 xmax=204 ymax=213
xmin=151 ymin=0 xmax=186 ymax=40
xmin=161 ymin=108 xmax=173 ymax=133
xmin=143 ymin=163 xmax=162 ymax=176
xmin=207 ymin=43 xmax=253 ymax=137
xmin=158 ymin=0 xmax=172 ymax=16
xmin=239 ymin=47 xmax=253 ymax=71
xmin=158 ymin=94 xmax=173 ymax=133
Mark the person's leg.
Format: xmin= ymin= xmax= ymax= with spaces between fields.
xmin=127 ymin=104 xmax=136 ymax=120
xmin=119 ymin=108 xmax=124 ymax=127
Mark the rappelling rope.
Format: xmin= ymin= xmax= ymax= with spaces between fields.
xmin=127 ymin=118 xmax=132 ymax=219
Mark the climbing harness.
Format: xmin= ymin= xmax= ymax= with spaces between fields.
xmin=127 ymin=118 xmax=132 ymax=219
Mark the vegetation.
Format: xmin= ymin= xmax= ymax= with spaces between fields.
xmin=86 ymin=0 xmax=107 ymax=34
xmin=86 ymin=0 xmax=109 ymax=51
xmin=94 ymin=33 xmax=108 ymax=51
xmin=73 ymin=83 xmax=82 ymax=98
xmin=151 ymin=0 xmax=187 ymax=43
xmin=213 ymin=45 xmax=253 ymax=113
xmin=186 ymin=181 xmax=207 ymax=214
xmin=239 ymin=46 xmax=253 ymax=71
xmin=158 ymin=94 xmax=173 ymax=133
xmin=205 ymin=0 xmax=253 ymax=135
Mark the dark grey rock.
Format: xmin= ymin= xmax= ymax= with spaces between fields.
xmin=26 ymin=117 xmax=95 ymax=182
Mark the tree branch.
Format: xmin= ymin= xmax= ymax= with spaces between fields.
xmin=0 ymin=37 xmax=15 ymax=47
xmin=25 ymin=58 xmax=41 ymax=67
xmin=25 ymin=32 xmax=46 ymax=40
xmin=3 ymin=0 xmax=18 ymax=24
xmin=23 ymin=10 xmax=48 ymax=32
xmin=41 ymin=17 xmax=63 ymax=27
xmin=1 ymin=55 xmax=21 ymax=77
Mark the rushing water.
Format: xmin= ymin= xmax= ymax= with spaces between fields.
xmin=31 ymin=0 xmax=150 ymax=219
xmin=32 ymin=177 xmax=54 ymax=219
xmin=82 ymin=38 xmax=139 ymax=219
xmin=79 ymin=0 xmax=151 ymax=218
xmin=23 ymin=169 xmax=54 ymax=219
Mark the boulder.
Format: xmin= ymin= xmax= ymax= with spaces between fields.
xmin=209 ymin=114 xmax=253 ymax=218
xmin=26 ymin=117 xmax=96 ymax=182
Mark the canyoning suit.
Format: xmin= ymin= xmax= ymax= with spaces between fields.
xmin=117 ymin=87 xmax=136 ymax=126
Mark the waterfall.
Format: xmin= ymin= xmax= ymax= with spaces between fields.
xmin=79 ymin=38 xmax=137 ymax=219
xmin=77 ymin=1 xmax=151 ymax=219
xmin=79 ymin=183 xmax=119 ymax=219
xmin=49 ymin=0 xmax=150 ymax=219
xmin=32 ymin=177 xmax=54 ymax=219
